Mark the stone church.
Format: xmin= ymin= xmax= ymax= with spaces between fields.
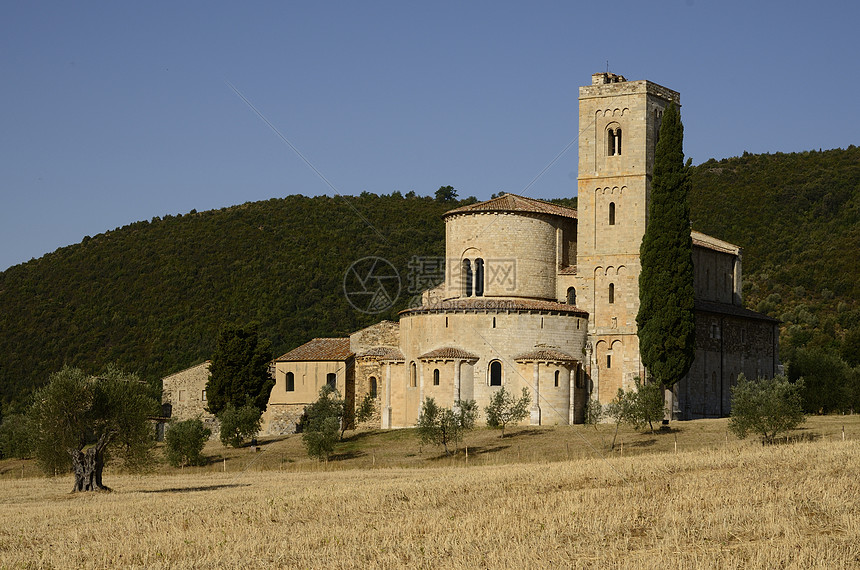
xmin=258 ymin=72 xmax=781 ymax=432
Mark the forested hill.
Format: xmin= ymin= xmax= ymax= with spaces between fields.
xmin=1 ymin=146 xmax=858 ymax=410
xmin=689 ymin=146 xmax=860 ymax=362
xmin=0 ymin=193 xmax=460 ymax=408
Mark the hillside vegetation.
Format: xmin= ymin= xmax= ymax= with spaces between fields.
xmin=1 ymin=146 xmax=858 ymax=410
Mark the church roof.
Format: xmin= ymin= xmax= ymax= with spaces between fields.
xmin=418 ymin=347 xmax=480 ymax=361
xmin=514 ymin=349 xmax=578 ymax=363
xmin=275 ymin=338 xmax=354 ymax=362
xmin=442 ymin=193 xmax=577 ymax=220
xmin=357 ymin=346 xmax=404 ymax=361
xmin=401 ymin=297 xmax=587 ymax=317
xmin=695 ymin=300 xmax=780 ymax=323
xmin=691 ymin=231 xmax=741 ymax=255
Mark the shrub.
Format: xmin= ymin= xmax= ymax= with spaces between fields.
xmin=301 ymin=385 xmax=344 ymax=461
xmin=729 ymin=374 xmax=805 ymax=444
xmin=416 ymin=398 xmax=477 ymax=455
xmin=164 ymin=418 xmax=211 ymax=467
xmin=484 ymin=387 xmax=531 ymax=437
xmin=0 ymin=413 xmax=32 ymax=459
xmin=218 ymin=404 xmax=262 ymax=448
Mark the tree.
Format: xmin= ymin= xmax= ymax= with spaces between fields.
xmin=0 ymin=413 xmax=32 ymax=459
xmin=301 ymin=385 xmax=344 ymax=461
xmin=484 ymin=387 xmax=531 ymax=437
xmin=206 ymin=323 xmax=274 ymax=416
xmin=354 ymin=393 xmax=377 ymax=426
xmin=416 ymin=398 xmax=477 ymax=456
xmin=218 ymin=404 xmax=262 ymax=448
xmin=606 ymin=387 xmax=638 ymax=451
xmin=637 ymin=103 xmax=696 ymax=396
xmin=633 ymin=378 xmax=666 ymax=433
xmin=434 ymin=185 xmax=458 ymax=202
xmin=164 ymin=418 xmax=211 ymax=467
xmin=729 ymin=374 xmax=806 ymax=444
xmin=28 ymin=365 xmax=157 ymax=492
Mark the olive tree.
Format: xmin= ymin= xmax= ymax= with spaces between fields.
xmin=301 ymin=385 xmax=344 ymax=461
xmin=28 ymin=365 xmax=157 ymax=492
xmin=164 ymin=418 xmax=211 ymax=467
xmin=416 ymin=398 xmax=477 ymax=456
xmin=729 ymin=374 xmax=805 ymax=444
xmin=484 ymin=387 xmax=531 ymax=437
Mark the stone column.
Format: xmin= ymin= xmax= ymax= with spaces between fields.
xmin=419 ymin=364 xmax=425 ymax=405
xmin=530 ymin=362 xmax=541 ymax=425
xmin=453 ymin=360 xmax=461 ymax=404
xmin=383 ymin=363 xmax=392 ymax=429
xmin=569 ymin=365 xmax=576 ymax=425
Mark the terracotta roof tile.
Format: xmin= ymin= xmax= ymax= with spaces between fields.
xmin=514 ymin=349 xmax=578 ymax=362
xmin=401 ymin=297 xmax=587 ymax=317
xmin=418 ymin=347 xmax=480 ymax=361
xmin=275 ymin=338 xmax=353 ymax=362
xmin=443 ymin=193 xmax=577 ymax=220
xmin=691 ymin=230 xmax=740 ymax=255
xmin=357 ymin=347 xmax=405 ymax=361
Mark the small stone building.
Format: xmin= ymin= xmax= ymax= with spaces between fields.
xmin=161 ymin=361 xmax=220 ymax=438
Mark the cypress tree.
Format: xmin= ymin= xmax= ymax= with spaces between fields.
xmin=637 ymin=103 xmax=696 ymax=389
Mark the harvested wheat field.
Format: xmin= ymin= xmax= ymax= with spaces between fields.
xmin=1 ymin=434 xmax=858 ymax=569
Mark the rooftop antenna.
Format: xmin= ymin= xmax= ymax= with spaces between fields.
xmin=606 ymin=60 xmax=610 ymax=73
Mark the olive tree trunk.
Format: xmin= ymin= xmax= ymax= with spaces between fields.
xmin=70 ymin=435 xmax=111 ymax=492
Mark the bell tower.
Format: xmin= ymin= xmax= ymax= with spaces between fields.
xmin=574 ymin=72 xmax=680 ymax=402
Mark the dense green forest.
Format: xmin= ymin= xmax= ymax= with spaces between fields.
xmin=1 ymin=147 xmax=858 ymax=411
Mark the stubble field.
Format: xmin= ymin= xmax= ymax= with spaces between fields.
xmin=1 ymin=417 xmax=858 ymax=569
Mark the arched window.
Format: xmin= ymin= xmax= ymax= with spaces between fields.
xmin=410 ymin=362 xmax=417 ymax=387
xmin=433 ymin=369 xmax=440 ymax=386
xmin=608 ymin=202 xmax=616 ymax=225
xmin=607 ymin=127 xmax=622 ymax=156
xmin=606 ymin=355 xmax=612 ymax=369
xmin=286 ymin=372 xmax=295 ymax=392
xmin=326 ymin=373 xmax=337 ymax=390
xmin=463 ymin=259 xmax=473 ymax=297
xmin=369 ymin=377 xmax=377 ymax=399
xmin=474 ymin=258 xmax=484 ymax=296
xmin=489 ymin=360 xmax=502 ymax=386
xmin=609 ymin=283 xmax=615 ymax=304
xmin=554 ymin=370 xmax=560 ymax=387
xmin=566 ymin=287 xmax=576 ymax=305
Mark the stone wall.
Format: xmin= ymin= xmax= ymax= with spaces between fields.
xmin=161 ymin=361 xmax=219 ymax=440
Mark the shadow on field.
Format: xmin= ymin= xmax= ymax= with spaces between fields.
xmin=628 ymin=438 xmax=657 ymax=448
xmin=329 ymin=450 xmax=366 ymax=461
xmin=141 ymin=483 xmax=251 ymax=494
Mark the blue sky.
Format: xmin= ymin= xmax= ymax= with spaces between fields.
xmin=2 ymin=1 xmax=858 ymax=271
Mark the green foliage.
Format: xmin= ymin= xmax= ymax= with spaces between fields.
xmin=584 ymin=398 xmax=604 ymax=426
xmin=27 ymin=365 xmax=158 ymax=484
xmin=218 ymin=404 xmax=263 ymax=448
xmin=0 ymin=193 xmax=458 ymax=412
xmin=354 ymin=393 xmax=377 ymax=425
xmin=0 ymin=413 xmax=32 ymax=459
xmin=164 ymin=418 xmax=211 ymax=467
xmin=416 ymin=398 xmax=477 ymax=456
xmin=729 ymin=374 xmax=806 ymax=444
xmin=637 ymin=103 xmax=696 ymax=387
xmin=301 ymin=385 xmax=345 ymax=461
xmin=690 ymin=147 xmax=860 ymax=361
xmin=206 ymin=323 xmax=274 ymax=416
xmin=435 ymin=185 xmax=458 ymax=202
xmin=605 ymin=379 xmax=666 ymax=449
xmin=484 ymin=387 xmax=531 ymax=437
xmin=787 ymin=348 xmax=860 ymax=414
xmin=634 ymin=378 xmax=667 ymax=433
